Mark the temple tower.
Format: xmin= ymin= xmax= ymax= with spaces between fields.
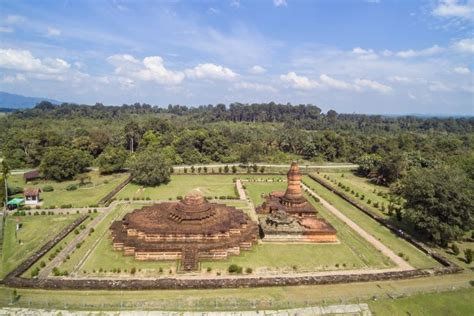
xmin=281 ymin=161 xmax=306 ymax=206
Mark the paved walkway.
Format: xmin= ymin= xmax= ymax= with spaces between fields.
xmin=301 ymin=183 xmax=413 ymax=270
xmin=38 ymin=209 xmax=110 ymax=278
xmin=1 ymin=304 xmax=372 ymax=315
xmin=235 ymin=180 xmax=247 ymax=200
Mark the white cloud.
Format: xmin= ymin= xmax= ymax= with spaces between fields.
xmin=107 ymin=54 xmax=140 ymax=65
xmin=355 ymin=78 xmax=393 ymax=94
xmin=47 ymin=27 xmax=61 ymax=37
xmin=0 ymin=26 xmax=13 ymax=33
xmin=388 ymin=76 xmax=416 ymax=83
xmin=185 ymin=63 xmax=237 ymax=80
xmin=320 ymin=74 xmax=358 ymax=91
xmin=395 ymin=45 xmax=444 ymax=58
xmin=432 ymin=0 xmax=474 ymax=20
xmin=452 ymin=38 xmax=474 ymax=53
xmin=352 ymin=47 xmax=378 ymax=60
xmin=453 ymin=66 xmax=471 ymax=74
xmin=280 ymin=72 xmax=319 ymax=89
xmin=0 ymin=48 xmax=70 ymax=74
xmin=249 ymin=65 xmax=266 ymax=74
xmin=108 ymin=54 xmax=185 ymax=85
xmin=273 ymin=0 xmax=287 ymax=7
xmin=4 ymin=15 xmax=25 ymax=24
xmin=0 ymin=73 xmax=27 ymax=84
xmin=230 ymin=0 xmax=240 ymax=8
xmin=137 ymin=56 xmax=185 ymax=84
xmin=234 ymin=82 xmax=276 ymax=92
xmin=208 ymin=7 xmax=220 ymax=14
xmin=429 ymin=81 xmax=453 ymax=92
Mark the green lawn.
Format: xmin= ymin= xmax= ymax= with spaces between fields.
xmin=117 ymin=175 xmax=238 ymax=200
xmin=203 ymin=183 xmax=394 ymax=274
xmin=0 ymin=272 xmax=470 ymax=311
xmin=369 ymin=287 xmax=474 ymax=316
xmin=303 ymin=176 xmax=440 ymax=269
xmin=244 ymin=181 xmax=286 ymax=206
xmin=0 ymin=214 xmax=80 ymax=278
xmin=9 ymin=171 xmax=129 ymax=208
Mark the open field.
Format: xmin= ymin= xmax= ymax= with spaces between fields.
xmin=1 ymin=214 xmax=81 ymax=278
xmin=369 ymin=286 xmax=474 ymax=316
xmin=303 ymin=176 xmax=440 ymax=269
xmin=0 ymin=272 xmax=471 ymax=311
xmin=8 ymin=171 xmax=129 ymax=208
xmin=244 ymin=181 xmax=286 ymax=205
xmin=116 ymin=175 xmax=238 ymax=200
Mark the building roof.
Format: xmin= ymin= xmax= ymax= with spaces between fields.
xmin=23 ymin=170 xmax=40 ymax=181
xmin=7 ymin=198 xmax=24 ymax=206
xmin=24 ymin=188 xmax=41 ymax=196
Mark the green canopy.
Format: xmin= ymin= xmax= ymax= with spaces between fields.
xmin=7 ymin=198 xmax=24 ymax=206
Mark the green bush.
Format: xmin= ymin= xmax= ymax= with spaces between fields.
xmin=66 ymin=184 xmax=78 ymax=191
xmin=43 ymin=185 xmax=54 ymax=192
xmin=228 ymin=264 xmax=242 ymax=274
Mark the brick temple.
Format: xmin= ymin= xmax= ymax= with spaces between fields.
xmin=110 ymin=191 xmax=258 ymax=271
xmin=256 ymin=162 xmax=337 ymax=242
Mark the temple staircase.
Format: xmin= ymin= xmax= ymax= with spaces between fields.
xmin=181 ymin=247 xmax=199 ymax=271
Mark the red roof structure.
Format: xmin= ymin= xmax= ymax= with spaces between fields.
xmin=110 ymin=191 xmax=258 ymax=271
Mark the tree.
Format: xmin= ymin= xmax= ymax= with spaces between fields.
xmin=377 ymin=153 xmax=408 ymax=185
xmin=96 ymin=146 xmax=128 ymax=174
xmin=398 ymin=167 xmax=474 ymax=246
xmin=1 ymin=161 xmax=10 ymax=208
xmin=129 ymin=149 xmax=171 ymax=186
xmin=40 ymin=147 xmax=92 ymax=181
xmin=464 ymin=249 xmax=473 ymax=264
xmin=356 ymin=154 xmax=381 ymax=176
xmin=451 ymin=243 xmax=460 ymax=256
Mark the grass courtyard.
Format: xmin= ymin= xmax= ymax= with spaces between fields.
xmin=65 ymin=178 xmax=394 ymax=277
xmin=303 ymin=175 xmax=440 ymax=269
xmin=8 ymin=171 xmax=129 ymax=208
xmin=0 ymin=214 xmax=81 ymax=278
xmin=116 ymin=175 xmax=239 ymax=200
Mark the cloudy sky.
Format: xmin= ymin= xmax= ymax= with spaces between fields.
xmin=0 ymin=0 xmax=473 ymax=114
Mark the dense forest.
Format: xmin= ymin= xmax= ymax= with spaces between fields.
xmin=1 ymin=101 xmax=473 ymax=245
xmin=2 ymin=101 xmax=473 ymax=176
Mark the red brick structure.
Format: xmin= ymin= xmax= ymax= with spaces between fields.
xmin=110 ymin=191 xmax=258 ymax=271
xmin=257 ymin=162 xmax=337 ymax=242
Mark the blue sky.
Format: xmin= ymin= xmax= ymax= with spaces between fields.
xmin=0 ymin=0 xmax=473 ymax=114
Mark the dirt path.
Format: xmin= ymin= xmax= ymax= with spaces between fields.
xmin=235 ymin=179 xmax=246 ymax=200
xmin=301 ymin=183 xmax=413 ymax=270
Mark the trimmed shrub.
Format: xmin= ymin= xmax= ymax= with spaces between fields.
xmin=43 ymin=185 xmax=54 ymax=192
xmin=66 ymin=184 xmax=78 ymax=191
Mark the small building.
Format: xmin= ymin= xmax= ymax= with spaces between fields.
xmin=24 ymin=188 xmax=41 ymax=205
xmin=23 ymin=170 xmax=41 ymax=182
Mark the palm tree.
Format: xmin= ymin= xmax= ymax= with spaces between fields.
xmin=2 ymin=160 xmax=10 ymax=211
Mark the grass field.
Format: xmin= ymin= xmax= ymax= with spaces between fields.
xmin=244 ymin=181 xmax=286 ymax=205
xmin=0 ymin=273 xmax=471 ymax=311
xmin=319 ymin=170 xmax=391 ymax=212
xmin=9 ymin=171 xmax=129 ymax=208
xmin=116 ymin=175 xmax=238 ymax=200
xmin=369 ymin=287 xmax=474 ymax=316
xmin=303 ymin=175 xmax=440 ymax=269
xmin=0 ymin=214 xmax=80 ymax=278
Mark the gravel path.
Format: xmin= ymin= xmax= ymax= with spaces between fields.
xmin=301 ymin=183 xmax=413 ymax=270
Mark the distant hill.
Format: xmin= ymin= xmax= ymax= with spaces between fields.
xmin=0 ymin=91 xmax=61 ymax=109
